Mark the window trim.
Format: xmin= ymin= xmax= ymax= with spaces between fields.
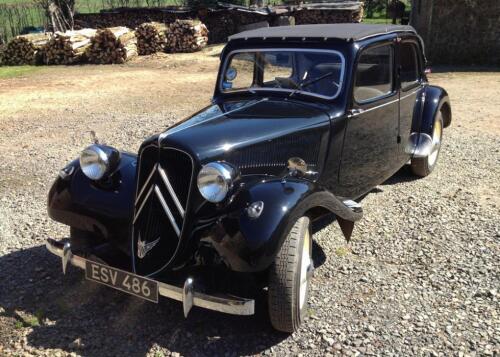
xmin=399 ymin=40 xmax=422 ymax=92
xmin=219 ymin=48 xmax=346 ymax=100
xmin=353 ymin=42 xmax=396 ymax=105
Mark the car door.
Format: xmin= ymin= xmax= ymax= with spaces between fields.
xmin=339 ymin=42 xmax=400 ymax=198
xmin=398 ymin=39 xmax=424 ymax=164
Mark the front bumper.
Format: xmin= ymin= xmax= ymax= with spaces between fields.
xmin=45 ymin=238 xmax=255 ymax=316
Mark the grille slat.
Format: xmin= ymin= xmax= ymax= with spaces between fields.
xmin=225 ymin=132 xmax=321 ymax=175
xmin=132 ymin=146 xmax=194 ymax=276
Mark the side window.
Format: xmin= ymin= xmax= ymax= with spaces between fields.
xmin=400 ymin=42 xmax=420 ymax=90
xmin=354 ymin=45 xmax=394 ymax=102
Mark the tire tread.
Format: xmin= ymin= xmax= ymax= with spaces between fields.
xmin=268 ymin=217 xmax=310 ymax=333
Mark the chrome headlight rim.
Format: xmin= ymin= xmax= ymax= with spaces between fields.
xmin=79 ymin=144 xmax=118 ymax=181
xmin=197 ymin=161 xmax=237 ymax=203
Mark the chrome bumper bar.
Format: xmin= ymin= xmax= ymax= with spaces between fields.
xmin=45 ymin=238 xmax=255 ymax=316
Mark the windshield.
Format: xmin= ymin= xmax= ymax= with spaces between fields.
xmin=221 ymin=49 xmax=345 ymax=99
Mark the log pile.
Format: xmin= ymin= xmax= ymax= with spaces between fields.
xmin=135 ymin=22 xmax=168 ymax=55
xmin=1 ymin=33 xmax=52 ymax=65
xmin=86 ymin=27 xmax=137 ymax=64
xmin=44 ymin=29 xmax=97 ymax=65
xmin=294 ymin=9 xmax=363 ymax=25
xmin=166 ymin=19 xmax=208 ymax=53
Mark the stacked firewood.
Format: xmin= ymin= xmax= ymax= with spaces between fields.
xmin=294 ymin=9 xmax=362 ymax=25
xmin=86 ymin=27 xmax=137 ymax=64
xmin=44 ymin=29 xmax=97 ymax=65
xmin=1 ymin=33 xmax=52 ymax=65
xmin=135 ymin=22 xmax=168 ymax=55
xmin=166 ymin=19 xmax=208 ymax=53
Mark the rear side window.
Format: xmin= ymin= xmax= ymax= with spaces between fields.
xmin=400 ymin=42 xmax=420 ymax=90
xmin=354 ymin=45 xmax=394 ymax=102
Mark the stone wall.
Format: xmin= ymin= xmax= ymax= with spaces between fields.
xmin=411 ymin=0 xmax=500 ymax=65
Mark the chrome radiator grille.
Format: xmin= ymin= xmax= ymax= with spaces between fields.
xmin=132 ymin=146 xmax=194 ymax=276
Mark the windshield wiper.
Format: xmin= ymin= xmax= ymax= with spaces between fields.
xmin=288 ymin=71 xmax=340 ymax=98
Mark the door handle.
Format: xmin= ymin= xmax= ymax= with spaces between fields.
xmin=348 ymin=108 xmax=364 ymax=116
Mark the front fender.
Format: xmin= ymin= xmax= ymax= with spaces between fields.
xmin=48 ymin=152 xmax=137 ymax=250
xmin=205 ymin=178 xmax=361 ymax=272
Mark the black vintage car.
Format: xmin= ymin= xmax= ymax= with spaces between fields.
xmin=46 ymin=24 xmax=451 ymax=333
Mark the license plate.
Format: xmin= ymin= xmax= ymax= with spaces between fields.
xmin=85 ymin=260 xmax=159 ymax=303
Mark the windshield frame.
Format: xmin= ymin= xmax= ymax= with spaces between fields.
xmin=219 ymin=47 xmax=346 ymax=100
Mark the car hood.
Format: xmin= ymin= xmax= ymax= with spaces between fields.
xmin=157 ymin=98 xmax=331 ymax=163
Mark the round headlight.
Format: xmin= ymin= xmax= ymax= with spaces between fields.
xmin=197 ymin=162 xmax=237 ymax=203
xmin=80 ymin=144 xmax=120 ymax=180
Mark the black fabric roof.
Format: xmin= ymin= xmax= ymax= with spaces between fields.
xmin=229 ymin=24 xmax=416 ymax=41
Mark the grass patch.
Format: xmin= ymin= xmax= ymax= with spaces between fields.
xmin=335 ymin=246 xmax=350 ymax=257
xmin=0 ymin=65 xmax=40 ymax=79
xmin=23 ymin=315 xmax=40 ymax=327
xmin=12 ymin=309 xmax=45 ymax=329
xmin=363 ymin=17 xmax=391 ymax=24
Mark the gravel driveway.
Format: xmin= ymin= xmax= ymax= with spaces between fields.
xmin=0 ymin=51 xmax=498 ymax=356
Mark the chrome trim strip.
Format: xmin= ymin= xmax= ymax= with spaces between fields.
xmin=219 ymin=48 xmax=346 ymax=100
xmin=158 ymin=165 xmax=185 ymax=217
xmin=348 ymin=98 xmax=399 ymax=116
xmin=356 ymin=29 xmax=416 ymax=42
xmin=133 ymin=186 xmax=154 ymax=224
xmin=154 ymin=185 xmax=181 ymax=236
xmin=135 ymin=163 xmax=158 ymax=205
xmin=400 ymin=89 xmax=420 ymax=100
xmin=348 ymin=89 xmax=420 ymax=117
xmin=46 ymin=239 xmax=255 ymax=316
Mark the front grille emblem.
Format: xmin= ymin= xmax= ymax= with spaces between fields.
xmin=137 ymin=233 xmax=160 ymax=259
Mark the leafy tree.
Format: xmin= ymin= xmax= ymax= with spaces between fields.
xmin=365 ymin=0 xmax=386 ymax=18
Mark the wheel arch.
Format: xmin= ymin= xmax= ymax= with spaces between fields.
xmin=440 ymin=100 xmax=452 ymax=128
xmin=209 ymin=178 xmax=362 ymax=272
xmin=420 ymin=85 xmax=452 ymax=135
xmin=47 ymin=153 xmax=137 ymax=244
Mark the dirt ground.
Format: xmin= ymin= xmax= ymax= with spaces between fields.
xmin=0 ymin=47 xmax=499 ymax=356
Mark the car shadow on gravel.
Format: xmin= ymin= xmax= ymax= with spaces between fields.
xmin=0 ymin=245 xmax=291 ymax=356
xmin=381 ymin=165 xmax=420 ymax=186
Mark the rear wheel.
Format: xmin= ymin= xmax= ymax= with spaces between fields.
xmin=411 ymin=111 xmax=443 ymax=177
xmin=268 ymin=216 xmax=313 ymax=333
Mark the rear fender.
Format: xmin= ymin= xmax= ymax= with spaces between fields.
xmin=206 ymin=178 xmax=362 ymax=272
xmin=408 ymin=85 xmax=451 ymax=157
xmin=418 ymin=85 xmax=452 ymax=134
xmin=48 ymin=153 xmax=137 ymax=246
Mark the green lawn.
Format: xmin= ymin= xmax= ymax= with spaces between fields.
xmin=0 ymin=66 xmax=40 ymax=79
xmin=363 ymin=17 xmax=392 ymax=24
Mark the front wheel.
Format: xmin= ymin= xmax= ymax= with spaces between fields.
xmin=268 ymin=216 xmax=313 ymax=333
xmin=411 ymin=110 xmax=443 ymax=177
